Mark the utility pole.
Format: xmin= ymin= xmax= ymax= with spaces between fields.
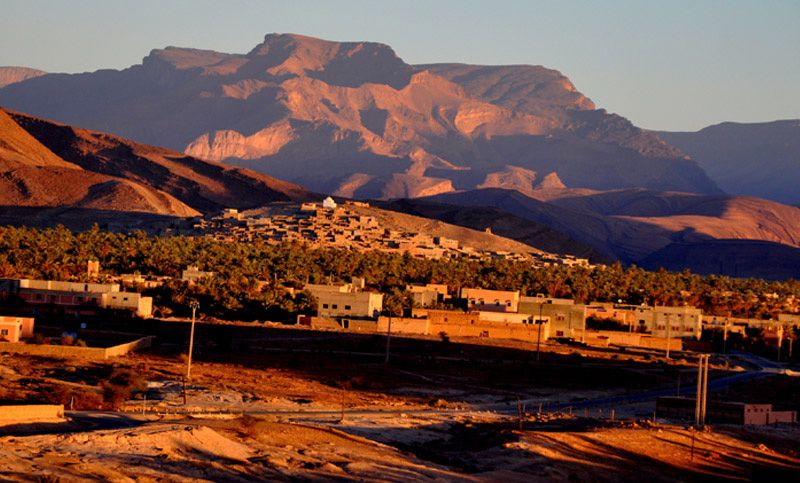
xmin=694 ymin=354 xmax=709 ymax=427
xmin=186 ymin=300 xmax=199 ymax=382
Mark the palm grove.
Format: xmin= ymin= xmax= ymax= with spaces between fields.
xmin=0 ymin=225 xmax=798 ymax=325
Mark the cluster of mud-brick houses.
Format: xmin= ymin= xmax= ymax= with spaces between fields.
xmin=191 ymin=199 xmax=589 ymax=266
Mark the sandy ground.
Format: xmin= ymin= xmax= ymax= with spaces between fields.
xmin=1 ymin=342 xmax=798 ymax=481
xmin=1 ymin=414 xmax=798 ymax=482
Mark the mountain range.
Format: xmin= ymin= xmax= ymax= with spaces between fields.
xmin=0 ymin=33 xmax=798 ymax=279
xmin=0 ymin=33 xmax=718 ymax=199
xmin=658 ymin=120 xmax=800 ymax=206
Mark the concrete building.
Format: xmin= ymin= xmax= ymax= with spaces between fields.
xmin=406 ymin=283 xmax=449 ymax=307
xmin=657 ymin=397 xmax=797 ymax=425
xmin=0 ymin=279 xmax=153 ymax=318
xmin=460 ymin=288 xmax=519 ymax=313
xmin=519 ymin=296 xmax=588 ymax=338
xmin=0 ymin=318 xmax=22 ymax=342
xmin=0 ymin=316 xmax=34 ymax=341
xmin=651 ymin=305 xmax=703 ymax=340
xmin=305 ymin=281 xmax=383 ymax=319
xmin=585 ymin=303 xmax=702 ymax=339
xmin=377 ymin=309 xmax=550 ymax=343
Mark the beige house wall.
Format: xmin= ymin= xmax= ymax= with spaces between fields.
xmin=19 ymin=279 xmax=119 ymax=293
xmin=0 ymin=405 xmax=64 ymax=423
xmin=0 ymin=320 xmax=22 ymax=343
xmin=519 ymin=300 xmax=587 ymax=337
xmin=313 ymin=291 xmax=383 ymax=318
xmin=460 ymin=288 xmax=520 ymax=313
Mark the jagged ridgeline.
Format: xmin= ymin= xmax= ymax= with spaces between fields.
xmin=0 ymin=33 xmax=717 ymax=198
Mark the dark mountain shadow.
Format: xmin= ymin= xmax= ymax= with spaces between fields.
xmin=0 ymin=206 xmax=190 ymax=232
xmin=640 ymin=240 xmax=800 ymax=280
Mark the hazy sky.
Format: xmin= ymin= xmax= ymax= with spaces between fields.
xmin=2 ymin=0 xmax=798 ymax=130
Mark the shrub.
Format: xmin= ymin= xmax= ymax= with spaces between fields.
xmin=101 ymin=368 xmax=147 ymax=409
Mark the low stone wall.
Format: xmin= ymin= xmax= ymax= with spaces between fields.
xmin=306 ymin=316 xmax=377 ymax=333
xmin=0 ymin=404 xmax=64 ymax=422
xmin=104 ymin=336 xmax=154 ymax=357
xmin=572 ymin=329 xmax=683 ymax=351
xmin=0 ymin=336 xmax=154 ymax=360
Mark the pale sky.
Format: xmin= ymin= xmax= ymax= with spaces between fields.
xmin=1 ymin=0 xmax=798 ymax=131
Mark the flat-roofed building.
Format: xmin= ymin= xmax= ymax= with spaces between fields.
xmin=406 ymin=283 xmax=449 ymax=307
xmin=0 ymin=316 xmax=34 ymax=339
xmin=652 ymin=305 xmax=703 ymax=340
xmin=460 ymin=288 xmax=519 ymax=313
xmin=0 ymin=318 xmax=22 ymax=342
xmin=0 ymin=279 xmax=153 ymax=318
xmin=519 ymin=296 xmax=588 ymax=338
xmin=102 ymin=292 xmax=153 ymax=318
xmin=585 ymin=303 xmax=702 ymax=340
xmin=378 ymin=309 xmax=550 ymax=343
xmin=657 ymin=397 xmax=797 ymax=425
xmin=305 ymin=280 xmax=383 ymax=319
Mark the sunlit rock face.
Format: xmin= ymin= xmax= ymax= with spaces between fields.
xmin=0 ymin=33 xmax=719 ymax=198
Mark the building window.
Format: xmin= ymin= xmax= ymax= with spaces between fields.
xmin=322 ymin=303 xmax=329 ymax=309
xmin=332 ymin=304 xmax=338 ymax=309
xmin=344 ymin=305 xmax=351 ymax=310
xmin=0 ymin=329 xmax=8 ymax=336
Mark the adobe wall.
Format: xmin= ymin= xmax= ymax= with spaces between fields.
xmin=0 ymin=404 xmax=64 ymax=422
xmin=308 ymin=317 xmax=377 ymax=333
xmin=377 ymin=317 xmax=429 ymax=335
xmin=0 ymin=336 xmax=154 ymax=359
xmin=103 ymin=336 xmax=154 ymax=357
xmin=429 ymin=319 xmax=548 ymax=343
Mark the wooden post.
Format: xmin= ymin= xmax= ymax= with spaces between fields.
xmin=690 ymin=429 xmax=696 ymax=461
xmin=517 ymin=398 xmax=523 ymax=431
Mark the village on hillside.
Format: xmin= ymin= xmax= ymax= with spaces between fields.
xmin=189 ymin=198 xmax=590 ymax=267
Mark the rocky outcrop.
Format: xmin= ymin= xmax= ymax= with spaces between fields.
xmin=0 ymin=67 xmax=46 ymax=88
xmin=0 ymin=34 xmax=720 ymax=199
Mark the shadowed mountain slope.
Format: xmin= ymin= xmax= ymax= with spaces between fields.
xmin=421 ymin=188 xmax=800 ymax=278
xmin=0 ymin=107 xmax=312 ymax=221
xmin=0 ymin=33 xmax=719 ymax=198
xmin=658 ymin=120 xmax=800 ymax=205
xmin=640 ymin=240 xmax=800 ymax=281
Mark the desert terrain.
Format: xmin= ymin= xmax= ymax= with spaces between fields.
xmin=2 ymin=322 xmax=799 ymax=481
